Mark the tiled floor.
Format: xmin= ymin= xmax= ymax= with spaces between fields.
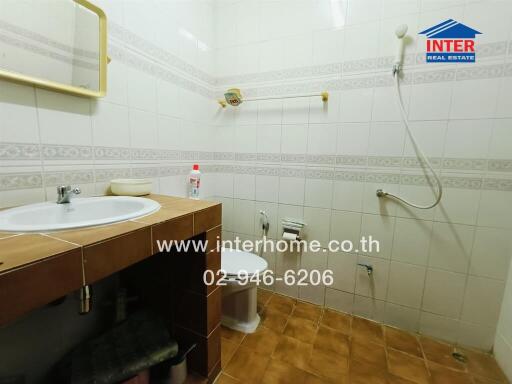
xmin=215 ymin=290 xmax=509 ymax=384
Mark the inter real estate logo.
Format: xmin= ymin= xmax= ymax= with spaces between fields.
xmin=419 ymin=19 xmax=481 ymax=63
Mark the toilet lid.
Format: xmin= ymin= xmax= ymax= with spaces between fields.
xmin=221 ymin=248 xmax=268 ymax=277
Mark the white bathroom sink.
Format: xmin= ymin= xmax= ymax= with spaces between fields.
xmin=0 ymin=196 xmax=161 ymax=233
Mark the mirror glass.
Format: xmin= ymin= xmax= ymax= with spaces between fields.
xmin=0 ymin=0 xmax=102 ymax=94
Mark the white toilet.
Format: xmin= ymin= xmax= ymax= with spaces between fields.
xmin=221 ymin=248 xmax=268 ymax=333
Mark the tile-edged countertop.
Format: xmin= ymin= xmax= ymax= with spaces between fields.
xmin=0 ymin=194 xmax=222 ymax=327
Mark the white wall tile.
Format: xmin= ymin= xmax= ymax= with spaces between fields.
xmin=233 ymin=198 xmax=256 ymax=235
xmin=458 ymin=322 xmax=496 ymax=351
xmin=478 ymin=190 xmax=512 ymax=229
xmin=129 ymin=109 xmax=157 ymax=149
xmin=92 ymin=101 xmax=130 ymax=148
xmin=355 ymin=255 xmax=390 ymax=300
xmin=0 ymin=81 xmax=38 ymax=143
xmin=429 ymin=222 xmax=474 ymax=273
xmin=330 ymin=210 xmax=362 ymax=250
xmin=307 ymin=124 xmax=338 ymax=155
xmin=422 ymin=268 xmax=466 ymax=318
xmin=360 ymin=214 xmax=396 ymax=259
xmin=470 ymin=227 xmax=511 ymax=280
xmin=344 ymin=22 xmax=380 ymax=61
xmin=489 ymin=119 xmax=512 ymax=159
xmin=279 ymin=176 xmax=305 ymax=205
xmin=234 ymin=174 xmax=256 ymax=200
xmin=368 ymin=122 xmax=405 ymax=156
xmin=403 ymin=120 xmax=447 ymax=158
xmin=333 ymin=181 xmax=365 ymax=213
xmin=461 ymin=276 xmax=505 ymax=327
xmin=337 ymin=123 xmax=370 ymax=155
xmin=325 ymin=288 xmax=354 ymax=314
xmin=304 ymin=177 xmax=333 ymax=209
xmin=443 ymin=119 xmax=492 ymax=159
xmin=303 ymin=206 xmax=331 ymax=247
xmin=328 ymin=252 xmax=357 ymax=293
xmin=282 ymin=101 xmax=310 ymax=125
xmin=384 ymin=302 xmax=420 ymax=333
xmin=408 ymin=83 xmax=453 ymax=121
xmin=434 ymin=187 xmax=482 ymax=226
xmin=255 ymin=175 xmax=279 ymax=203
xmin=257 ymin=124 xmax=282 ymax=153
xmin=312 ymin=28 xmax=345 ymax=65
xmin=281 ymin=124 xmax=308 ymax=154
xmin=387 ymin=262 xmax=426 ymax=309
xmin=392 ymin=218 xmax=432 ymax=266
xmin=126 ymin=68 xmax=157 ymax=113
xmin=339 ymin=88 xmax=374 ymax=123
xmin=309 ymin=93 xmax=340 ymax=124
xmin=419 ymin=312 xmax=460 ymax=343
xmin=346 ymin=0 xmax=382 ymax=25
xmin=450 ymin=79 xmax=500 ymax=120
xmin=36 ymin=90 xmax=92 ymax=145
xmin=353 ymin=295 xmax=386 ymax=322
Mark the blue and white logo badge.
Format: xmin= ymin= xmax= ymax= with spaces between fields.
xmin=419 ymin=19 xmax=482 ymax=63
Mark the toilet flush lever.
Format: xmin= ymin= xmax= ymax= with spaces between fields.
xmin=357 ymin=263 xmax=373 ymax=276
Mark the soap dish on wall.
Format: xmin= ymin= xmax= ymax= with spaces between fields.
xmin=110 ymin=179 xmax=152 ymax=196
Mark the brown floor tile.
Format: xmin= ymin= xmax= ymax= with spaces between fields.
xmin=284 ymin=316 xmax=319 ymax=343
xmin=385 ymin=326 xmax=423 ymax=358
xmin=387 ymin=349 xmax=431 ymax=384
xmin=215 ymin=374 xmax=239 ymax=384
xmin=224 ymin=345 xmax=270 ymax=383
xmin=463 ymin=349 xmax=508 ymax=383
xmin=351 ymin=316 xmax=384 ymax=345
xmin=387 ymin=375 xmax=418 ymax=384
xmin=350 ymin=339 xmax=387 ymax=370
xmin=307 ymin=347 xmax=349 ymax=383
xmin=261 ymin=359 xmax=310 ymax=383
xmin=221 ymin=326 xmax=246 ymax=345
xmin=303 ymin=374 xmax=332 ymax=384
xmin=241 ymin=325 xmax=281 ymax=355
xmin=221 ymin=338 xmax=239 ymax=368
xmin=257 ymin=289 xmax=273 ymax=313
xmin=429 ymin=362 xmax=474 ymax=384
xmin=350 ymin=360 xmax=388 ymax=384
xmin=273 ymin=335 xmax=314 ymax=371
xmin=321 ymin=309 xmax=351 ymax=335
xmin=261 ymin=307 xmax=290 ymax=333
xmin=313 ymin=326 xmax=350 ymax=356
xmin=267 ymin=293 xmax=296 ymax=315
xmin=293 ymin=301 xmax=323 ymax=323
xmin=472 ymin=375 xmax=506 ymax=384
xmin=420 ymin=336 xmax=466 ymax=371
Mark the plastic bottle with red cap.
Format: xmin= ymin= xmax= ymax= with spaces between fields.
xmin=188 ymin=164 xmax=201 ymax=199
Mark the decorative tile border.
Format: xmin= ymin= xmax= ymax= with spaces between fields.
xmin=109 ymin=22 xmax=215 ymax=86
xmin=2 ymin=164 xmax=512 ymax=192
xmin=0 ymin=19 xmax=98 ymax=59
xmin=0 ymin=172 xmax=43 ymax=191
xmin=3 ymin=143 xmax=512 ymax=176
xmin=0 ymin=31 xmax=99 ymax=71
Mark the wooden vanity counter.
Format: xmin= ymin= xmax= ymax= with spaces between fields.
xmin=0 ymin=194 xmax=222 ymax=382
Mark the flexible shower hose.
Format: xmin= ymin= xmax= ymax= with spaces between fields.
xmin=377 ymin=74 xmax=443 ymax=209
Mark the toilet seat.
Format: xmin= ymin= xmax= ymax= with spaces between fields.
xmin=221 ymin=248 xmax=268 ymax=277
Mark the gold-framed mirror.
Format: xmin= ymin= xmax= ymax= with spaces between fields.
xmin=0 ymin=0 xmax=107 ymax=98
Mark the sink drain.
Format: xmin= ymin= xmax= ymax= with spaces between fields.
xmin=452 ymin=352 xmax=467 ymax=363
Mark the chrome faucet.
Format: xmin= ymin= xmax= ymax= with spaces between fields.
xmin=56 ymin=185 xmax=81 ymax=204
